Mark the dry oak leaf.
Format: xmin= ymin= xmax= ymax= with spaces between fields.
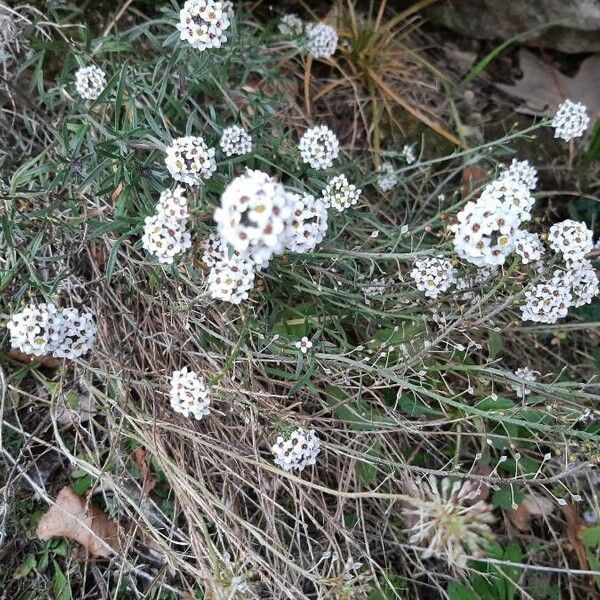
xmin=562 ymin=503 xmax=589 ymax=571
xmin=36 ymin=486 xmax=123 ymax=558
xmin=133 ymin=447 xmax=157 ymax=496
xmin=507 ymin=493 xmax=554 ymax=531
xmin=496 ymin=49 xmax=600 ymax=118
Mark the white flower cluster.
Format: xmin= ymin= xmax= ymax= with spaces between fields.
xmin=214 ymin=169 xmax=293 ymax=268
xmin=75 ymin=66 xmax=107 ymax=101
xmin=178 ymin=0 xmax=231 ymax=51
xmin=520 ymin=278 xmax=572 ymax=324
xmin=410 ymin=256 xmax=456 ymax=299
xmin=520 ymin=263 xmax=599 ymax=323
xmin=201 ymin=232 xmax=227 ymax=267
xmin=554 ymin=261 xmax=599 ymax=308
xmin=510 ymin=367 xmax=537 ymax=398
xmin=219 ymin=125 xmax=252 ymax=157
xmin=298 ymin=125 xmax=339 ymax=170
xmin=377 ymin=162 xmax=397 ymax=192
xmin=142 ymin=187 xmax=191 ymax=264
xmin=551 ymin=99 xmax=590 ymax=142
xmin=286 ymin=193 xmax=328 ymax=253
xmin=271 ymin=428 xmax=321 ymax=471
xmin=548 ymin=219 xmax=593 ymax=261
xmin=363 ymin=277 xmax=386 ymax=300
xmin=321 ymin=174 xmax=361 ymax=211
xmin=169 ymin=367 xmax=210 ymax=420
xmin=278 ymin=13 xmax=304 ymax=36
xmin=455 ymin=266 xmax=499 ymax=293
xmin=514 ymin=230 xmax=544 ymax=264
xmin=453 ymin=171 xmax=537 ymax=267
xmin=501 ymin=216 xmax=599 ymax=323
xmin=165 ymin=136 xmax=217 ymax=185
xmin=478 ymin=177 xmax=535 ymax=222
xmin=401 ymin=144 xmax=416 ymax=164
xmin=452 ymin=197 xmax=520 ymax=267
xmin=500 ymin=159 xmax=538 ymax=190
xmin=8 ymin=302 xmax=96 ymax=360
xmin=207 ymin=256 xmax=256 ymax=304
xmin=306 ymin=23 xmax=338 ymax=59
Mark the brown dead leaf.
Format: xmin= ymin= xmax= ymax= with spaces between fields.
xmin=36 ymin=487 xmax=123 ymax=558
xmin=133 ymin=448 xmax=157 ymax=496
xmin=7 ymin=349 xmax=64 ymax=368
xmin=508 ymin=493 xmax=554 ymax=531
xmin=496 ymin=49 xmax=600 ymax=118
xmin=111 ymin=182 xmax=124 ymax=204
xmin=460 ymin=165 xmax=488 ymax=200
xmin=562 ymin=503 xmax=589 ymax=571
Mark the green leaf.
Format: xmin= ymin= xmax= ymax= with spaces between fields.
xmin=447 ymin=581 xmax=479 ymax=600
xmin=475 ymin=396 xmax=515 ymax=411
xmin=355 ymin=442 xmax=380 ymax=486
xmin=488 ymin=330 xmax=503 ymax=359
xmin=585 ymin=119 xmax=600 ymax=165
xmin=397 ymin=393 xmax=443 ymax=417
xmin=12 ymin=554 xmax=37 ymax=580
xmin=497 ymin=456 xmax=539 ymax=476
xmin=502 ymin=540 xmax=523 ymax=600
xmin=53 ymin=561 xmax=73 ymax=600
xmin=492 ymin=485 xmax=525 ymax=509
xmin=580 ymin=525 xmax=600 ymax=548
xmin=114 ymin=61 xmax=129 ymax=129
xmin=325 ymin=387 xmax=395 ymax=431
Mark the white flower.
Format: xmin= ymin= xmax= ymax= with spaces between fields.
xmin=455 ymin=266 xmax=499 ymax=293
xmin=142 ymin=188 xmax=191 ymax=264
xmin=7 ymin=302 xmax=59 ymax=357
xmin=478 ymin=177 xmax=535 ymax=223
xmin=402 ymin=476 xmax=496 ymax=568
xmin=142 ymin=215 xmax=191 ymax=264
xmin=286 ymin=193 xmax=328 ymax=253
xmin=219 ymin=125 xmax=252 ymax=157
xmin=207 ymin=256 xmax=256 ymax=304
xmin=8 ymin=302 xmax=96 ymax=360
xmin=156 ymin=185 xmax=189 ymax=221
xmin=271 ymin=428 xmax=321 ymax=471
xmin=75 ymin=66 xmax=107 ymax=101
xmin=52 ymin=308 xmax=97 ymax=360
xmin=548 ymin=219 xmax=593 ymax=261
xmin=169 ymin=367 xmax=210 ymax=420
xmin=510 ymin=367 xmax=537 ymax=398
xmin=520 ymin=278 xmax=572 ymax=324
xmin=214 ymin=169 xmax=294 ymax=268
xmin=306 ymin=23 xmax=337 ymax=59
xmin=165 ymin=136 xmax=217 ymax=185
xmin=553 ymin=261 xmax=599 ymax=308
xmin=452 ymin=197 xmax=520 ymax=267
xmin=201 ymin=232 xmax=227 ymax=267
xmin=363 ymin=277 xmax=386 ymax=301
xmin=410 ymin=256 xmax=456 ymax=299
xmin=514 ymin=230 xmax=544 ymax=264
xmin=279 ymin=13 xmax=304 ymax=36
xmin=401 ymin=144 xmax=417 ymax=164
xmin=295 ymin=336 xmax=313 ymax=353
xmin=321 ymin=174 xmax=361 ymax=211
xmin=178 ymin=0 xmax=231 ymax=51
xmin=551 ymin=99 xmax=590 ymax=142
xmin=500 ymin=159 xmax=538 ymax=190
xmin=298 ymin=125 xmax=339 ymax=170
xmin=377 ymin=162 xmax=397 ymax=192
